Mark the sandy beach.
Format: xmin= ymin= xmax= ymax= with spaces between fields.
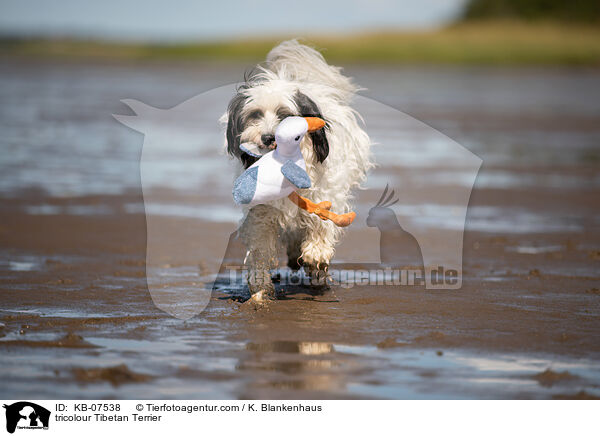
xmin=1 ymin=58 xmax=599 ymax=399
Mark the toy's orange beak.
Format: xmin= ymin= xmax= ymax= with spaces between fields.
xmin=304 ymin=117 xmax=326 ymax=132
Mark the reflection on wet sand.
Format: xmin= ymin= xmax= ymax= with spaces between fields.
xmin=235 ymin=340 xmax=600 ymax=399
xmin=247 ymin=341 xmax=334 ymax=355
xmin=240 ymin=342 xmax=342 ymax=393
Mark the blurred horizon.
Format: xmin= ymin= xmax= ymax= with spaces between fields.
xmin=0 ymin=0 xmax=466 ymax=42
xmin=0 ymin=0 xmax=598 ymax=65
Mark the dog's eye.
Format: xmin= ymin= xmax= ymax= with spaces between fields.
xmin=246 ymin=109 xmax=263 ymax=121
xmin=276 ymin=107 xmax=294 ymax=120
xmin=295 ymin=135 xmax=300 ymax=141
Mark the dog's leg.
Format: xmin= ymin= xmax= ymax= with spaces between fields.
xmin=282 ymin=228 xmax=305 ymax=271
xmin=239 ymin=204 xmax=281 ymax=301
xmin=300 ymin=219 xmax=337 ymax=290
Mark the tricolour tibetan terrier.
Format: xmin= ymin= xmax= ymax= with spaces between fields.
xmin=221 ymin=40 xmax=373 ymax=300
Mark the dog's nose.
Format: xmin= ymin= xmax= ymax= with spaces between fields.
xmin=261 ymin=134 xmax=275 ymax=146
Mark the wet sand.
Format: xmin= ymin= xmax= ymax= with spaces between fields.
xmin=1 ymin=189 xmax=599 ymax=399
xmin=1 ymin=59 xmax=599 ymax=399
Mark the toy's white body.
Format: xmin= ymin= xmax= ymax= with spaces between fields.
xmin=244 ymin=149 xmax=306 ymax=206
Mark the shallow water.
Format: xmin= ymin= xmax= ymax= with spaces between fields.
xmin=1 ymin=62 xmax=597 ymax=240
xmin=2 ymin=327 xmax=599 ymax=399
xmin=1 ymin=60 xmax=599 ymax=399
xmin=1 ymin=62 xmax=599 ymax=190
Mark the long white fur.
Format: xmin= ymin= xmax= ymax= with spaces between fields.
xmin=221 ymin=40 xmax=373 ymax=291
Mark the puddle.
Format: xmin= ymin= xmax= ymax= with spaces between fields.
xmin=8 ymin=261 xmax=37 ymax=271
xmin=24 ymin=204 xmax=114 ymax=216
xmin=1 ymin=308 xmax=123 ymax=319
xmin=1 ymin=329 xmax=598 ymax=399
xmin=397 ymin=205 xmax=584 ymax=233
xmin=0 ymin=253 xmax=88 ymax=275
xmin=125 ymin=202 xmax=241 ymax=223
xmin=86 ymin=337 xmax=196 ymax=353
xmin=1 ymin=256 xmax=44 ymax=272
xmin=506 ymin=245 xmax=564 ymax=254
xmin=328 ymin=344 xmax=600 ymax=399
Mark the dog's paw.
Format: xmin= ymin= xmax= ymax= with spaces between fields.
xmin=303 ymin=262 xmax=331 ymax=291
xmin=250 ymin=289 xmax=274 ymax=302
xmin=300 ymin=242 xmax=334 ymax=268
xmin=244 ymin=288 xmax=279 ymax=309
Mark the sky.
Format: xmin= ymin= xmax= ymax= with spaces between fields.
xmin=0 ymin=0 xmax=467 ymax=42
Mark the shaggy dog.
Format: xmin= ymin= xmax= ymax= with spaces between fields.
xmin=221 ymin=40 xmax=373 ymax=300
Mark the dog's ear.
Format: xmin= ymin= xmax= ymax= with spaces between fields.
xmin=294 ymin=90 xmax=329 ymax=163
xmin=227 ymin=91 xmax=259 ymax=168
xmin=226 ymin=91 xmax=247 ymax=158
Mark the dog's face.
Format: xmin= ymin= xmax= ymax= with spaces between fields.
xmin=226 ymin=82 xmax=329 ymax=168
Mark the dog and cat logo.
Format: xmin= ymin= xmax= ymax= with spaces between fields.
xmin=3 ymin=402 xmax=50 ymax=433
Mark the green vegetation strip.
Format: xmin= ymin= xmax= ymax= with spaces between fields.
xmin=1 ymin=22 xmax=599 ymax=65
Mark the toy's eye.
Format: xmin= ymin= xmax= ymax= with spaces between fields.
xmin=295 ymin=135 xmax=300 ymax=141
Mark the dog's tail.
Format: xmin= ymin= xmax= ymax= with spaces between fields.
xmin=265 ymin=39 xmax=359 ymax=100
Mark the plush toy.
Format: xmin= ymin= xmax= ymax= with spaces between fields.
xmin=233 ymin=116 xmax=356 ymax=227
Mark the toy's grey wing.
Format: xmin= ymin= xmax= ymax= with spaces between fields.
xmin=232 ymin=166 xmax=259 ymax=205
xmin=239 ymin=142 xmax=265 ymax=158
xmin=281 ymin=160 xmax=311 ymax=189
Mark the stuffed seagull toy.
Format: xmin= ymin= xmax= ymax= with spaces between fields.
xmin=233 ymin=116 xmax=356 ymax=227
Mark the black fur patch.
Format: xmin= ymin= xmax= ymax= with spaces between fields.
xmin=225 ymin=88 xmax=258 ymax=168
xmin=293 ymin=90 xmax=329 ymax=163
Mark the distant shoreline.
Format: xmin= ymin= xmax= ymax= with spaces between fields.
xmin=1 ymin=21 xmax=599 ymax=65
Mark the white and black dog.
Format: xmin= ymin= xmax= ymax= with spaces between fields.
xmin=221 ymin=40 xmax=373 ymax=300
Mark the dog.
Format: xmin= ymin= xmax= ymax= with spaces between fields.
xmin=221 ymin=40 xmax=373 ymax=300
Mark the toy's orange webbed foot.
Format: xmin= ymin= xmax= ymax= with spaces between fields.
xmin=316 ymin=201 xmax=332 ymax=210
xmin=326 ymin=211 xmax=356 ymax=227
xmin=288 ymin=192 xmax=355 ymax=228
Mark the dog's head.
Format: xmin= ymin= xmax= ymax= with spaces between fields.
xmin=225 ymin=78 xmax=329 ymax=168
